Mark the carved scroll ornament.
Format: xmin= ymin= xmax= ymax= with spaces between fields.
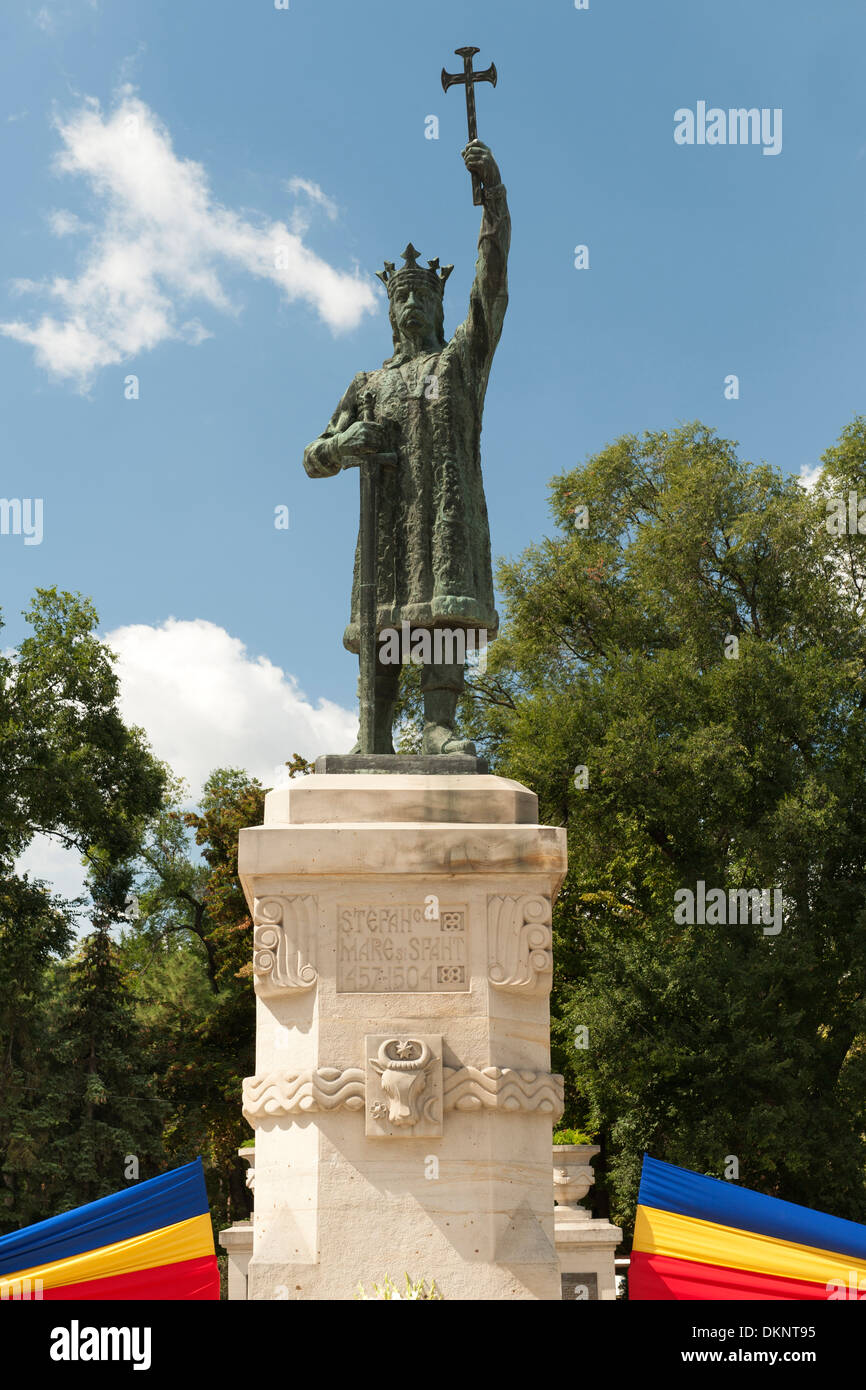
xmin=487 ymin=894 xmax=553 ymax=994
xmin=253 ymin=895 xmax=318 ymax=996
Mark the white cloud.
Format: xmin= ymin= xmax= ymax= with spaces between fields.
xmin=286 ymin=177 xmax=339 ymax=234
xmin=16 ymin=617 xmax=356 ymax=902
xmin=47 ymin=208 xmax=87 ymax=236
xmin=797 ymin=463 xmax=823 ymax=492
xmin=15 ymin=832 xmax=89 ymax=907
xmin=1 ymin=91 xmax=377 ymax=387
xmin=107 ymin=617 xmax=355 ymax=798
xmin=30 ymin=0 xmax=101 ymax=37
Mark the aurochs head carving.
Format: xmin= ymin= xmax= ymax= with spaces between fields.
xmin=369 ymin=1038 xmax=435 ymax=1127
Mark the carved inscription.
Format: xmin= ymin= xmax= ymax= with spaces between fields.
xmin=338 ymin=905 xmax=468 ymax=993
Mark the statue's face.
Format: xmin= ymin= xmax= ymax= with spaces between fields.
xmin=390 ymin=279 xmax=439 ymax=341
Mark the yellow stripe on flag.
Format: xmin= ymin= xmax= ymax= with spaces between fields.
xmin=634 ymin=1203 xmax=866 ymax=1288
xmin=0 ymin=1212 xmax=213 ymax=1294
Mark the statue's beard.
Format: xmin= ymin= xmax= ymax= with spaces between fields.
xmin=400 ymin=327 xmax=431 ymax=351
xmin=396 ymin=321 xmax=442 ymax=355
xmin=384 ymin=309 xmax=445 ymax=367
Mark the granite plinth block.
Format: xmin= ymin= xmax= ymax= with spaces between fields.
xmin=314 ymin=753 xmax=489 ymax=775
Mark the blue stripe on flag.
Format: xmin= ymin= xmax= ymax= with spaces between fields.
xmin=638 ymin=1155 xmax=866 ymax=1261
xmin=0 ymin=1158 xmax=210 ymax=1276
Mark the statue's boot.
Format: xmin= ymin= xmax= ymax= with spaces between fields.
xmin=421 ymin=660 xmax=476 ymax=757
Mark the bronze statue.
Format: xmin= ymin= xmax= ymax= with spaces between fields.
xmin=303 ymin=51 xmax=509 ymax=757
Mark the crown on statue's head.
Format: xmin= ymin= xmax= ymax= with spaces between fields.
xmin=376 ymin=243 xmax=454 ymax=297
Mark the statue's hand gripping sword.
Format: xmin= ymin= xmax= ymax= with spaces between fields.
xmin=441 ymin=46 xmax=498 ymax=206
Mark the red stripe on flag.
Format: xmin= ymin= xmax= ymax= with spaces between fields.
xmin=39 ymin=1255 xmax=220 ymax=1301
xmin=629 ymin=1250 xmax=834 ymax=1301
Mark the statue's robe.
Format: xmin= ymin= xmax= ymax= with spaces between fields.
xmin=304 ymin=182 xmax=510 ymax=655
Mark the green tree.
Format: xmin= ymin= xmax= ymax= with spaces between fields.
xmin=0 ymin=877 xmax=71 ymax=1225
xmin=0 ymin=588 xmax=164 ymax=869
xmin=126 ymin=769 xmax=265 ymax=1229
xmin=477 ymin=420 xmax=866 ymax=1231
xmin=40 ymin=869 xmax=168 ymax=1214
xmin=0 ymin=589 xmax=165 ymax=1230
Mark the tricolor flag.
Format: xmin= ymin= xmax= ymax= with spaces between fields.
xmin=630 ymin=1155 xmax=866 ymax=1300
xmin=0 ymin=1158 xmax=220 ymax=1300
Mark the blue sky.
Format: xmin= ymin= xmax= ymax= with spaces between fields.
xmin=3 ymin=0 xmax=866 ymax=834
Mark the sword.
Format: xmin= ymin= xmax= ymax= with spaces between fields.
xmin=357 ymin=391 xmax=396 ymax=753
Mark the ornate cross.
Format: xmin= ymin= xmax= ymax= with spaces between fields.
xmin=441 ymin=46 xmax=498 ymax=205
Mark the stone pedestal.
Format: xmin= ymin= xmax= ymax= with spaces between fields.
xmin=217 ymin=1146 xmax=255 ymax=1299
xmin=553 ymin=1145 xmax=622 ymax=1301
xmin=234 ymin=773 xmax=567 ymax=1300
xmin=220 ymin=1221 xmax=253 ymax=1300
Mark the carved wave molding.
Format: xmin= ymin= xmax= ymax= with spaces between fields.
xmin=244 ymin=1063 xmax=563 ymax=1125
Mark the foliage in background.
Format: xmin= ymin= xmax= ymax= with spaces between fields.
xmin=469 ymin=419 xmax=866 ymax=1232
xmin=0 ymin=590 xmax=165 ymax=1227
xmin=35 ymin=881 xmax=168 ymax=1220
xmin=0 ymin=589 xmax=262 ymax=1241
xmin=123 ymin=768 xmax=265 ymax=1230
xmin=553 ymin=1128 xmax=596 ymax=1146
